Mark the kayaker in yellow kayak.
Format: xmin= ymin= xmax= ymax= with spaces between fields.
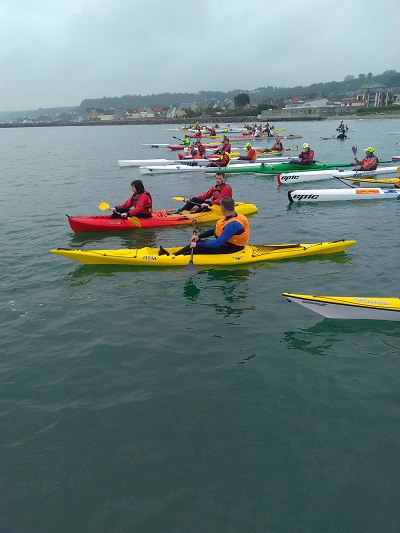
xmin=172 ymin=173 xmax=232 ymax=214
xmin=110 ymin=180 xmax=152 ymax=219
xmin=262 ymin=136 xmax=283 ymax=153
xmin=159 ymin=197 xmax=250 ymax=256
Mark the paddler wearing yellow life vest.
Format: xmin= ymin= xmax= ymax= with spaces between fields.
xmin=159 ymin=197 xmax=250 ymax=257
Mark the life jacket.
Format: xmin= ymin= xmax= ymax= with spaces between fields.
xmin=132 ymin=191 xmax=152 ymax=213
xmin=299 ymin=149 xmax=314 ymax=165
xmin=218 ymin=153 xmax=230 ymax=166
xmin=215 ymin=213 xmax=250 ymax=247
xmin=198 ymin=145 xmax=206 ymax=157
xmin=183 ymin=138 xmax=190 ymax=146
xmin=247 ymin=148 xmax=257 ymax=161
xmin=212 ymin=183 xmax=232 ymax=201
xmin=361 ymin=154 xmax=378 ymax=171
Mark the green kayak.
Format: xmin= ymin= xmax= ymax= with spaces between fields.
xmin=207 ymin=161 xmax=354 ymax=175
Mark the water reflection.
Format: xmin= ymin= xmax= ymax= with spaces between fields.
xmin=182 ymin=268 xmax=256 ymax=319
xmin=283 ymin=318 xmax=400 ymax=356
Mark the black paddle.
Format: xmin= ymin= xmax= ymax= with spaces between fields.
xmin=352 ymin=145 xmax=357 ymax=157
xmin=183 ymin=220 xmax=199 ymax=277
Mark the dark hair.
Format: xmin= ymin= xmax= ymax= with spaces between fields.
xmin=131 ymin=180 xmax=145 ymax=193
xmin=215 ymin=172 xmax=226 ymax=180
xmin=220 ymin=197 xmax=235 ymax=211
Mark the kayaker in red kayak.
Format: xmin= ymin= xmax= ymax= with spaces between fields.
xmin=238 ymin=143 xmax=257 ymax=161
xmin=110 ymin=180 xmax=152 ymax=219
xmin=159 ymin=197 xmax=249 ymax=256
xmin=354 ymin=147 xmax=379 ymax=171
xmin=172 ymin=173 xmax=232 ymax=214
xmin=195 ymin=140 xmax=207 ymax=158
xmin=297 ymin=143 xmax=315 ymax=165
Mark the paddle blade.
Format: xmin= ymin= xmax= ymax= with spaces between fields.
xmin=99 ymin=202 xmax=111 ymax=211
xmin=352 ymin=145 xmax=357 ymax=156
xmin=183 ymin=259 xmax=198 ymax=277
xmin=171 ymin=196 xmax=185 ymax=201
xmin=128 ymin=216 xmax=141 ymax=227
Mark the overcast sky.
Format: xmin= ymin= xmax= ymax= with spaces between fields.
xmin=1 ymin=0 xmax=399 ymax=112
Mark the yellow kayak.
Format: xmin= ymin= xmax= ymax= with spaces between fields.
xmin=51 ymin=239 xmax=356 ymax=267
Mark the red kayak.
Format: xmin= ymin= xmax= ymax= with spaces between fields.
xmin=67 ymin=202 xmax=258 ymax=233
xmin=67 ymin=212 xmax=194 ymax=232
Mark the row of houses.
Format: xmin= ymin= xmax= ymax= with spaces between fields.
xmin=258 ymin=84 xmax=397 ymax=121
xmin=85 ymin=103 xmax=202 ymax=122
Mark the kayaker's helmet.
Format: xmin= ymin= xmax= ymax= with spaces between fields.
xmin=245 ymin=143 xmax=252 ymax=148
xmin=302 ymin=143 xmax=309 ymax=149
xmin=365 ymin=147 xmax=374 ymax=153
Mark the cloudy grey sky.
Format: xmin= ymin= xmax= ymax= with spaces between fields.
xmin=1 ymin=0 xmax=399 ymax=112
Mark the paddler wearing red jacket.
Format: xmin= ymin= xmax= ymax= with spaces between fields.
xmin=238 ymin=143 xmax=257 ymax=161
xmin=110 ymin=180 xmax=152 ymax=219
xmin=298 ymin=143 xmax=314 ymax=165
xmin=173 ymin=173 xmax=232 ymax=214
xmin=354 ymin=147 xmax=379 ymax=171
xmin=196 ymin=141 xmax=207 ymax=158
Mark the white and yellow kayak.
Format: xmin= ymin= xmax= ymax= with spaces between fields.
xmin=51 ymin=239 xmax=356 ymax=267
xmin=338 ymin=177 xmax=400 ymax=188
xmin=288 ymin=188 xmax=400 ymax=202
xmin=283 ymin=292 xmax=400 ymax=321
xmin=278 ymin=166 xmax=400 ymax=185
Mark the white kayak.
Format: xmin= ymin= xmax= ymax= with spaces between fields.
xmin=283 ymin=292 xmax=400 ymax=321
xmin=120 ymin=156 xmax=294 ymax=169
xmin=392 ymin=156 xmax=400 ymax=161
xmin=277 ymin=166 xmax=400 ymax=185
xmin=288 ymin=187 xmax=400 ymax=202
xmin=118 ymin=159 xmax=180 ymax=167
xmin=139 ymin=162 xmax=272 ymax=175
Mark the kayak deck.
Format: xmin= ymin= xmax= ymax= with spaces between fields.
xmin=51 ymin=239 xmax=356 ymax=266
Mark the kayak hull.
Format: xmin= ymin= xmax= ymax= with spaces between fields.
xmin=283 ymin=292 xmax=400 ymax=321
xmin=51 ymin=240 xmax=356 ymax=266
xmin=67 ymin=203 xmax=258 ymax=233
xmin=288 ymin=188 xmax=400 ymax=202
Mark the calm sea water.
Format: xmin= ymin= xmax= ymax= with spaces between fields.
xmin=1 ymin=120 xmax=400 ymax=532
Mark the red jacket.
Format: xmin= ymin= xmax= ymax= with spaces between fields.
xmin=116 ymin=191 xmax=152 ymax=216
xmin=244 ymin=148 xmax=257 ymax=161
xmin=217 ymin=152 xmax=230 ymax=167
xmin=298 ymin=149 xmax=314 ymax=165
xmin=198 ymin=183 xmax=232 ymax=205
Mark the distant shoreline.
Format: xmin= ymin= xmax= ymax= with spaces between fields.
xmin=1 ymin=113 xmax=399 ymax=128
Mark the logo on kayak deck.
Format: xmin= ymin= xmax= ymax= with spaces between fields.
xmin=355 ymin=189 xmax=380 ymax=194
xmin=143 ymin=256 xmax=157 ymax=260
xmin=109 ymin=221 xmax=123 ymax=225
xmin=292 ymin=194 xmax=319 ymax=200
xmin=280 ymin=174 xmax=300 ymax=182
